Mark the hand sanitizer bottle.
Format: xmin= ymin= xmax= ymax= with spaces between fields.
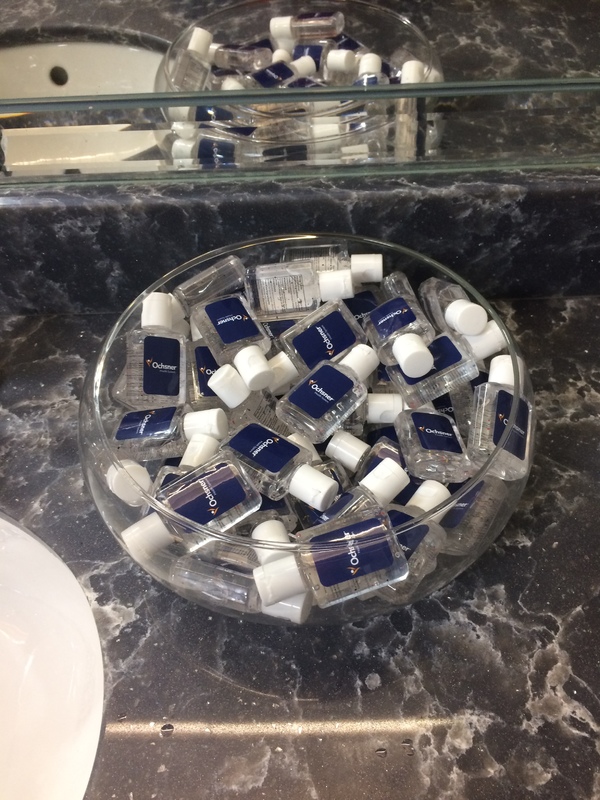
xmin=172 ymin=255 xmax=246 ymax=314
xmin=170 ymin=556 xmax=262 ymax=614
xmin=467 ymin=354 xmax=533 ymax=480
xmin=363 ymin=272 xmax=435 ymax=367
xmin=208 ymin=41 xmax=273 ymax=72
xmin=237 ymin=55 xmax=317 ymax=89
xmin=275 ymin=343 xmax=379 ymax=442
xmin=221 ymin=421 xmax=338 ymax=509
xmin=418 ymin=276 xmax=489 ymax=336
xmin=441 ymin=476 xmax=508 ymax=555
xmin=253 ymin=508 xmax=408 ymax=609
xmin=170 ymin=27 xmax=213 ymax=90
xmin=234 ymin=493 xmax=299 ymax=535
xmin=189 ymin=294 xmax=273 ymax=390
xmin=353 ymin=54 xmax=390 ymax=87
xmin=395 ymin=407 xmax=473 ymax=482
xmin=281 ymin=242 xmax=383 ymax=283
xmin=186 ymin=336 xmax=224 ymax=412
xmin=156 ymin=453 xmax=261 ymax=533
xmin=151 ymin=433 xmax=222 ymax=494
xmin=125 ymin=292 xmax=187 ymax=410
xmin=269 ymin=12 xmax=345 ymax=45
xmin=113 ymin=406 xmax=185 ymax=461
xmin=228 ymin=389 xmax=292 ymax=435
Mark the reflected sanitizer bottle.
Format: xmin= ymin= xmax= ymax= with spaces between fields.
xmin=172 ymin=255 xmax=246 ymax=314
xmin=221 ymin=421 xmax=339 ymax=509
xmin=270 ymin=12 xmax=345 ymax=45
xmin=281 ymin=242 xmax=383 ymax=283
xmin=189 ymin=293 xmax=273 ymax=390
xmin=275 ymin=343 xmax=379 ymax=442
xmin=171 ymin=27 xmax=213 ymax=90
xmin=237 ymin=55 xmax=317 ymax=89
xmin=467 ymin=354 xmax=533 ymax=480
xmin=418 ymin=276 xmax=489 ymax=336
xmin=208 ymin=41 xmax=273 ymax=72
xmin=170 ymin=556 xmax=261 ymax=614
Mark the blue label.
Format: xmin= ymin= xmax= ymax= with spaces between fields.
xmin=344 ymin=290 xmax=380 ymax=326
xmin=248 ymin=38 xmax=273 ymax=51
xmin=470 ymin=369 xmax=489 ymax=390
xmin=493 ymin=390 xmax=529 ymax=460
xmin=311 ymin=517 xmax=394 ymax=587
xmin=262 ymin=318 xmax=298 ymax=338
xmin=197 ymin=137 xmax=236 ymax=169
xmin=289 ymin=364 xmax=352 ymax=419
xmin=164 ymin=461 xmax=246 ymax=524
xmin=293 ymin=309 xmax=358 ymax=368
xmin=432 ymin=393 xmax=456 ymax=421
xmin=252 ymin=61 xmax=294 ymax=88
xmin=115 ymin=407 xmax=176 ymax=441
xmin=157 ymin=469 xmax=182 ymax=492
xmin=412 ymin=412 xmax=463 ymax=454
xmin=397 ymin=335 xmax=463 ymax=386
xmin=388 ymin=511 xmax=430 ymax=560
xmin=194 ymin=105 xmax=234 ymax=122
xmin=333 ymin=33 xmax=363 ymax=52
xmin=369 ymin=297 xmax=417 ymax=338
xmin=228 ymin=423 xmax=299 ymax=473
xmin=292 ymin=44 xmax=325 ymax=69
xmin=443 ymin=481 xmax=484 ymax=528
xmin=193 ymin=345 xmax=218 ymax=397
xmin=142 ymin=336 xmax=180 ymax=397
xmin=365 ymin=425 xmax=398 ymax=447
xmin=205 ymin=297 xmax=260 ymax=344
xmin=286 ymin=78 xmax=320 ymax=89
xmin=317 ymin=490 xmax=353 ymax=523
xmin=354 ymin=75 xmax=379 ymax=86
xmin=259 ymin=494 xmax=288 ymax=512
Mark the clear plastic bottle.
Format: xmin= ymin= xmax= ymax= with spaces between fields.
xmin=353 ymin=53 xmax=390 ymax=87
xmin=418 ymin=276 xmax=489 ymax=336
xmin=208 ymin=41 xmax=273 ymax=72
xmin=151 ymin=432 xmax=222 ymax=495
xmin=281 ymin=242 xmax=383 ymax=284
xmin=364 ymin=272 xmax=435 ymax=367
xmin=269 ymin=12 xmax=345 ymax=45
xmin=234 ymin=492 xmax=299 ymax=534
xmin=238 ymin=55 xmax=317 ymax=89
xmin=171 ymin=556 xmax=261 ymax=613
xmin=343 ymin=285 xmax=385 ymax=328
xmin=326 ymin=428 xmax=396 ymax=474
xmin=172 ymin=255 xmax=246 ymax=314
xmin=275 ymin=343 xmax=379 ymax=443
xmin=171 ymin=128 xmax=265 ymax=170
xmin=189 ymin=294 xmax=273 ymax=391
xmin=228 ymin=389 xmax=292 ymax=435
xmin=170 ymin=27 xmax=213 ymax=90
xmin=290 ymin=458 xmax=350 ymax=530
xmin=441 ymin=476 xmax=508 ymax=555
xmin=157 ymin=453 xmax=261 ymax=533
xmin=325 ymin=46 xmax=360 ymax=84
xmin=354 ymin=434 xmax=422 ymax=507
xmin=221 ymin=421 xmax=338 ymax=509
xmin=253 ymin=508 xmax=408 ymax=609
xmin=467 ymin=354 xmax=533 ymax=481
xmin=113 ymin=406 xmax=186 ymax=461
xmin=186 ymin=339 xmax=223 ymax=411
xmin=292 ymin=41 xmax=334 ymax=77
xmin=395 ymin=408 xmax=473 ymax=483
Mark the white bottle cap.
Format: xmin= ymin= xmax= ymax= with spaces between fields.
xmin=401 ymin=59 xmax=425 ymax=84
xmin=287 ymin=432 xmax=321 ymax=463
xmin=221 ymin=76 xmax=246 ymax=91
xmin=169 ymin=293 xmax=187 ymax=323
xmin=425 ymin=66 xmax=444 ymax=84
xmin=350 ymin=254 xmax=383 ymax=284
xmin=171 ymin=137 xmax=196 ymax=160
xmin=207 ymin=42 xmax=221 ymax=63
xmin=325 ymin=430 xmax=369 ymax=472
xmin=292 ymin=55 xmax=317 ymax=78
xmin=326 ymin=48 xmax=357 ymax=73
xmin=358 ymin=53 xmax=382 ymax=76
xmin=311 ymin=121 xmax=342 ymax=142
xmin=187 ymin=27 xmax=213 ymax=59
xmin=233 ymin=345 xmax=274 ymax=391
xmin=271 ymin=47 xmax=292 ymax=64
xmin=253 ymin=554 xmax=307 ymax=606
xmin=168 ymin=106 xmax=193 ymax=123
xmin=180 ymin=433 xmax=220 ymax=468
xmin=392 ymin=333 xmax=434 ymax=378
xmin=463 ymin=320 xmax=505 ymax=361
xmin=207 ymin=364 xmax=252 ymax=408
xmin=287 ymin=463 xmax=339 ymax=511
xmin=262 ymin=591 xmax=313 ymax=624
xmin=367 ymin=393 xmax=406 ymax=424
xmin=359 ymin=457 xmax=410 ymax=506
xmin=106 ymin=459 xmax=152 ymax=507
xmin=407 ymin=479 xmax=451 ymax=513
xmin=171 ymin=121 xmax=197 ymax=138
xmin=488 ymin=354 xmax=516 ymax=387
xmin=141 ymin=292 xmax=173 ymax=331
xmin=318 ymin=268 xmax=355 ymax=301
xmin=269 ymin=16 xmax=294 ymax=42
xmin=444 ymin=299 xmax=488 ymax=336
xmin=121 ymin=513 xmax=174 ymax=562
xmin=267 ymin=351 xmax=299 ymax=393
xmin=338 ymin=344 xmax=380 ymax=382
xmin=251 ymin=519 xmax=291 ymax=565
xmin=183 ymin=407 xmax=228 ymax=440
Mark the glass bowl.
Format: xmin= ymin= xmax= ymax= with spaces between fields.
xmin=79 ymin=233 xmax=534 ymax=626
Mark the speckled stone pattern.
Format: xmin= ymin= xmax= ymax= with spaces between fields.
xmin=1 ymin=297 xmax=599 ymax=799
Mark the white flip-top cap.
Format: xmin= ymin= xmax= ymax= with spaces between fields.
xmin=268 ymin=351 xmax=299 ymax=393
xmin=489 ymin=354 xmax=516 ymax=387
xmin=183 ymin=407 xmax=228 ymax=440
xmin=253 ymin=554 xmax=307 ymax=606
xmin=463 ymin=320 xmax=505 ymax=361
xmin=171 ymin=137 xmax=196 ymax=160
xmin=288 ymin=432 xmax=321 ymax=463
xmin=401 ymin=59 xmax=425 ymax=84
xmin=367 ymin=393 xmax=405 ymax=424
xmin=141 ymin=292 xmax=173 ymax=331
xmin=171 ymin=121 xmax=197 ymax=139
xmin=208 ymin=42 xmax=221 ymax=62
xmin=169 ymin=293 xmax=187 ymax=323
xmin=187 ymin=27 xmax=213 ymax=58
xmin=251 ymin=519 xmax=292 ymax=565
xmin=121 ymin=513 xmax=174 ymax=562
xmin=350 ymin=254 xmax=383 ymax=284
xmin=271 ymin=47 xmax=292 ymax=64
xmin=222 ymin=76 xmax=246 ymax=91
xmin=338 ymin=344 xmax=380 ymax=382
xmin=106 ymin=459 xmax=152 ymax=507
xmin=408 ymin=479 xmax=451 ymax=513
xmin=207 ymin=364 xmax=252 ymax=408
xmin=232 ymin=346 xmax=274 ymax=392
xmin=325 ymin=430 xmax=369 ymax=472
xmin=292 ymin=55 xmax=317 ymax=77
xmin=288 ymin=463 xmax=339 ymax=511
xmin=358 ymin=53 xmax=382 ymax=76
xmin=359 ymin=457 xmax=410 ymax=506
xmin=318 ymin=268 xmax=355 ymax=301
xmin=392 ymin=333 xmax=434 ymax=378
xmin=444 ymin=299 xmax=488 ymax=336
xmin=180 ymin=433 xmax=220 ymax=468
xmin=262 ymin=591 xmax=313 ymax=624
xmin=270 ymin=16 xmax=294 ymax=42
xmin=326 ymin=48 xmax=357 ymax=73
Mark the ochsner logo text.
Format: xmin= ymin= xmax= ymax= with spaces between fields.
xmin=198 ymin=476 xmax=219 ymax=514
xmin=138 ymin=411 xmax=154 ymax=435
xmin=498 ymin=413 xmax=525 ymax=437
xmin=251 ymin=437 xmax=278 ymax=458
xmin=145 ymin=358 xmax=177 ymax=371
xmin=317 ymin=325 xmax=335 ymax=355
xmin=308 ymin=379 xmax=334 ymax=402
xmin=216 ymin=314 xmax=248 ymax=325
xmin=343 ymin=529 xmax=361 ymax=576
xmin=377 ymin=306 xmax=409 ymax=327
xmin=418 ymin=425 xmax=453 ymax=438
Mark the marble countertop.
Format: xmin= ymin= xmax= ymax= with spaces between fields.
xmin=1 ymin=294 xmax=599 ymax=799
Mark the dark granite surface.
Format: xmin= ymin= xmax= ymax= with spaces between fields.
xmin=1 ymin=295 xmax=599 ymax=799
